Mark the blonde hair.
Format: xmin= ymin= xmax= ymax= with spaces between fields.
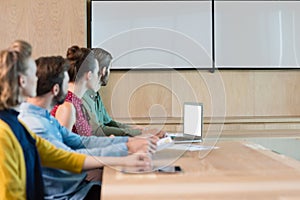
xmin=11 ymin=40 xmax=32 ymax=58
xmin=0 ymin=40 xmax=32 ymax=110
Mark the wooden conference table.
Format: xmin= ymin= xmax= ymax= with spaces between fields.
xmin=101 ymin=141 xmax=300 ymax=200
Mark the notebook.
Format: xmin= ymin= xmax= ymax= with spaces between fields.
xmin=167 ymin=102 xmax=203 ymax=143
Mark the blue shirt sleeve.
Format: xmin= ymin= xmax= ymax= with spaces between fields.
xmin=55 ymin=117 xmax=129 ymax=156
xmin=80 ymin=135 xmax=128 ymax=148
xmin=20 ymin=115 xmax=129 ymax=157
xmin=56 ymin=118 xmax=85 ymax=149
xmin=75 ymin=143 xmax=128 ymax=157
xmin=19 ymin=115 xmax=82 ymax=152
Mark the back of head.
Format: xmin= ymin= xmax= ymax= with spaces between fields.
xmin=92 ymin=48 xmax=112 ymax=86
xmin=11 ymin=40 xmax=32 ymax=58
xmin=91 ymin=48 xmax=112 ymax=70
xmin=35 ymin=56 xmax=70 ymax=96
xmin=66 ymin=45 xmax=97 ymax=82
xmin=0 ymin=49 xmax=29 ymax=110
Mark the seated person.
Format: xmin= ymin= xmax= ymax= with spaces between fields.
xmin=19 ymin=55 xmax=156 ymax=199
xmin=0 ymin=41 xmax=151 ymax=200
xmin=82 ymin=48 xmax=166 ymax=138
xmin=51 ymin=46 xmax=101 ymax=136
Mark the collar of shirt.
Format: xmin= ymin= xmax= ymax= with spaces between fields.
xmin=20 ymin=102 xmax=51 ymax=120
xmin=85 ymin=89 xmax=99 ymax=102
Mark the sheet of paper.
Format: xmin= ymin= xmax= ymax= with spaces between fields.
xmin=167 ymin=144 xmax=219 ymax=151
xmin=156 ymin=136 xmax=174 ymax=151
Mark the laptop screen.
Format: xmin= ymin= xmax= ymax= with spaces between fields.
xmin=183 ymin=103 xmax=203 ymax=137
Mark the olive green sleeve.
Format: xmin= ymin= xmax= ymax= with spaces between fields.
xmin=93 ymin=123 xmax=141 ymax=137
xmin=106 ymin=120 xmax=130 ymax=129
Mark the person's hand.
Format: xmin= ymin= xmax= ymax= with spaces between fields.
xmin=124 ymin=152 xmax=152 ymax=167
xmin=148 ymin=135 xmax=159 ymax=146
xmin=141 ymin=128 xmax=166 ymax=139
xmin=127 ymin=137 xmax=157 ymax=154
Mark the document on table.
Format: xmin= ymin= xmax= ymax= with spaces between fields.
xmin=167 ymin=144 xmax=219 ymax=151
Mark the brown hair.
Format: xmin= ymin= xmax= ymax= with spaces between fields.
xmin=0 ymin=50 xmax=29 ymax=110
xmin=66 ymin=46 xmax=97 ymax=82
xmin=35 ymin=56 xmax=70 ymax=96
xmin=91 ymin=48 xmax=112 ymax=70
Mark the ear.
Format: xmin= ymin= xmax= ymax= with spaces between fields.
xmin=87 ymin=71 xmax=93 ymax=80
xmin=52 ymin=84 xmax=60 ymax=96
xmin=19 ymin=75 xmax=26 ymax=88
xmin=101 ymin=67 xmax=107 ymax=77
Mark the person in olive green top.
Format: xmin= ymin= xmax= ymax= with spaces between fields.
xmin=83 ymin=89 xmax=142 ymax=136
xmin=82 ymin=48 xmax=165 ymax=138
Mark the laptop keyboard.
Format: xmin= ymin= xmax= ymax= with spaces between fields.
xmin=172 ymin=136 xmax=202 ymax=142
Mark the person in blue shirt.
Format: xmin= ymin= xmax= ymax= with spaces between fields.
xmin=19 ymin=56 xmax=157 ymax=199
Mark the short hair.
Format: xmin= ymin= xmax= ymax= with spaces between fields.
xmin=66 ymin=45 xmax=97 ymax=82
xmin=35 ymin=56 xmax=70 ymax=96
xmin=0 ymin=50 xmax=29 ymax=109
xmin=91 ymin=48 xmax=113 ymax=70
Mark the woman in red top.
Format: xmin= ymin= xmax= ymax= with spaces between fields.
xmin=51 ymin=46 xmax=103 ymax=136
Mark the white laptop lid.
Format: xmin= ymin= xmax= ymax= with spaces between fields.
xmin=183 ymin=102 xmax=203 ymax=137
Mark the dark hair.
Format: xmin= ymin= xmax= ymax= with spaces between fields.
xmin=66 ymin=46 xmax=97 ymax=82
xmin=0 ymin=50 xmax=29 ymax=109
xmin=91 ymin=48 xmax=113 ymax=70
xmin=35 ymin=56 xmax=70 ymax=96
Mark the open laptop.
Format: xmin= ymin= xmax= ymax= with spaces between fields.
xmin=167 ymin=102 xmax=203 ymax=143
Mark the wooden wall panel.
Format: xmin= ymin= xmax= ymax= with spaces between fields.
xmin=0 ymin=0 xmax=86 ymax=58
xmin=254 ymin=70 xmax=300 ymax=116
xmin=221 ymin=70 xmax=255 ymax=117
xmin=171 ymin=70 xmax=214 ymax=117
xmin=101 ymin=70 xmax=300 ymax=119
xmin=101 ymin=70 xmax=173 ymax=119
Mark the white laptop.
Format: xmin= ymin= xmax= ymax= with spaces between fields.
xmin=167 ymin=102 xmax=203 ymax=143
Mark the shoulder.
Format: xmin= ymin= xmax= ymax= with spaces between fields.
xmin=82 ymin=93 xmax=94 ymax=110
xmin=0 ymin=120 xmax=14 ymax=140
xmin=0 ymin=120 xmax=23 ymax=153
xmin=18 ymin=116 xmax=47 ymax=133
xmin=83 ymin=90 xmax=95 ymax=100
xmin=54 ymin=102 xmax=77 ymax=130
xmin=57 ymin=102 xmax=76 ymax=115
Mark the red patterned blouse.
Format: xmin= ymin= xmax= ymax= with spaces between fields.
xmin=51 ymin=91 xmax=92 ymax=136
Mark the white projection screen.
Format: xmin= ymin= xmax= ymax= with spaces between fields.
xmin=215 ymin=1 xmax=300 ymax=68
xmin=91 ymin=1 xmax=212 ymax=69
